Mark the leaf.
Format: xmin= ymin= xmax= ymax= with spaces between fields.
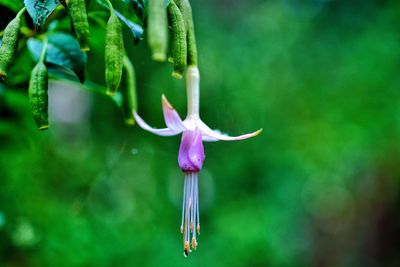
xmin=123 ymin=0 xmax=170 ymax=21
xmin=110 ymin=91 xmax=123 ymax=109
xmin=23 ymin=0 xmax=64 ymax=31
xmin=123 ymin=0 xmax=145 ymax=21
xmin=96 ymin=0 xmax=144 ymax=44
xmin=27 ymin=33 xmax=87 ymax=83
xmin=47 ymin=64 xmax=81 ymax=82
xmin=115 ymin=8 xmax=144 ymax=44
xmin=0 ymin=0 xmax=24 ymax=12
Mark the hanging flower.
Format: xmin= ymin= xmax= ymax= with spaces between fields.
xmin=134 ymin=66 xmax=261 ymax=256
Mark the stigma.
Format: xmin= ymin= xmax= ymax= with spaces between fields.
xmin=180 ymin=172 xmax=200 ymax=257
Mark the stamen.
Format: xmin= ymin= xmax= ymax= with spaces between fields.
xmin=190 ymin=173 xmax=195 ymax=232
xmin=184 ymin=241 xmax=190 ymax=257
xmin=185 ymin=174 xmax=191 ymax=245
xmin=180 ymin=175 xmax=187 ymax=233
xmin=192 ymin=177 xmax=197 ymax=237
xmin=195 ymin=175 xmax=200 ymax=235
xmin=181 ymin=172 xmax=200 ymax=256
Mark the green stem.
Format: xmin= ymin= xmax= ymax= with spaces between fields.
xmin=20 ymin=26 xmax=35 ymax=37
xmin=39 ymin=39 xmax=48 ymax=63
xmin=123 ymin=55 xmax=138 ymax=111
xmin=104 ymin=0 xmax=114 ymax=13
xmin=16 ymin=7 xmax=26 ymax=19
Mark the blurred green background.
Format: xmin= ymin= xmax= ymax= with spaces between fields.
xmin=1 ymin=0 xmax=400 ymax=266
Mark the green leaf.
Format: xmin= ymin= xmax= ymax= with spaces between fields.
xmin=110 ymin=91 xmax=123 ymax=109
xmin=47 ymin=64 xmax=81 ymax=82
xmin=27 ymin=33 xmax=87 ymax=83
xmin=23 ymin=0 xmax=63 ymax=31
xmin=0 ymin=0 xmax=24 ymax=12
xmin=123 ymin=0 xmax=145 ymax=21
xmin=96 ymin=0 xmax=144 ymax=44
xmin=123 ymin=0 xmax=170 ymax=20
xmin=115 ymin=8 xmax=144 ymax=44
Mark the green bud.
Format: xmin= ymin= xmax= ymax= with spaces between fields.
xmin=148 ymin=0 xmax=168 ymax=62
xmin=28 ymin=42 xmax=49 ymax=130
xmin=0 ymin=8 xmax=26 ymax=79
xmin=70 ymin=0 xmax=90 ymax=51
xmin=175 ymin=0 xmax=198 ymax=66
xmin=168 ymin=0 xmax=187 ymax=79
xmin=105 ymin=9 xmax=124 ymax=96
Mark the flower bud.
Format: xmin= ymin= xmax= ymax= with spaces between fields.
xmin=105 ymin=9 xmax=124 ymax=96
xmin=0 ymin=8 xmax=25 ymax=78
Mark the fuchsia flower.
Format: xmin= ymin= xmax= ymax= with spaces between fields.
xmin=134 ymin=66 xmax=261 ymax=257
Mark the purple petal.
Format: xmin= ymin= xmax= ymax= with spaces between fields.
xmin=162 ymin=94 xmax=186 ymax=131
xmin=134 ymin=112 xmax=182 ymax=136
xmin=197 ymin=120 xmax=262 ymax=142
xmin=178 ymin=128 xmax=205 ymax=172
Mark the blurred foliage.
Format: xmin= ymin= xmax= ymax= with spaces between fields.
xmin=1 ymin=0 xmax=400 ymax=267
xmin=27 ymin=32 xmax=87 ymax=82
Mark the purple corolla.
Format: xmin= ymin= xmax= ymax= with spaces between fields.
xmin=134 ymin=66 xmax=261 ymax=256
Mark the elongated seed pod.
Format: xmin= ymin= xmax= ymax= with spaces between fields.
xmin=175 ymin=0 xmax=197 ymax=66
xmin=168 ymin=0 xmax=187 ymax=79
xmin=29 ymin=43 xmax=49 ymax=130
xmin=186 ymin=24 xmax=197 ymax=66
xmin=70 ymin=0 xmax=90 ymax=51
xmin=29 ymin=62 xmax=48 ymax=130
xmin=167 ymin=29 xmax=174 ymax=63
xmin=148 ymin=0 xmax=168 ymax=61
xmin=105 ymin=10 xmax=124 ymax=96
xmin=121 ymin=56 xmax=137 ymax=125
xmin=0 ymin=8 xmax=25 ymax=78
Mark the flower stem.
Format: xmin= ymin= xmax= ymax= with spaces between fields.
xmin=186 ymin=66 xmax=200 ymax=116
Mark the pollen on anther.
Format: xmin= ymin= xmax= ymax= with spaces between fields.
xmin=184 ymin=241 xmax=190 ymax=257
xmin=191 ymin=237 xmax=197 ymax=250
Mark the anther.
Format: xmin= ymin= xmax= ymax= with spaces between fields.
xmin=184 ymin=241 xmax=190 ymax=257
xmin=191 ymin=237 xmax=197 ymax=250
